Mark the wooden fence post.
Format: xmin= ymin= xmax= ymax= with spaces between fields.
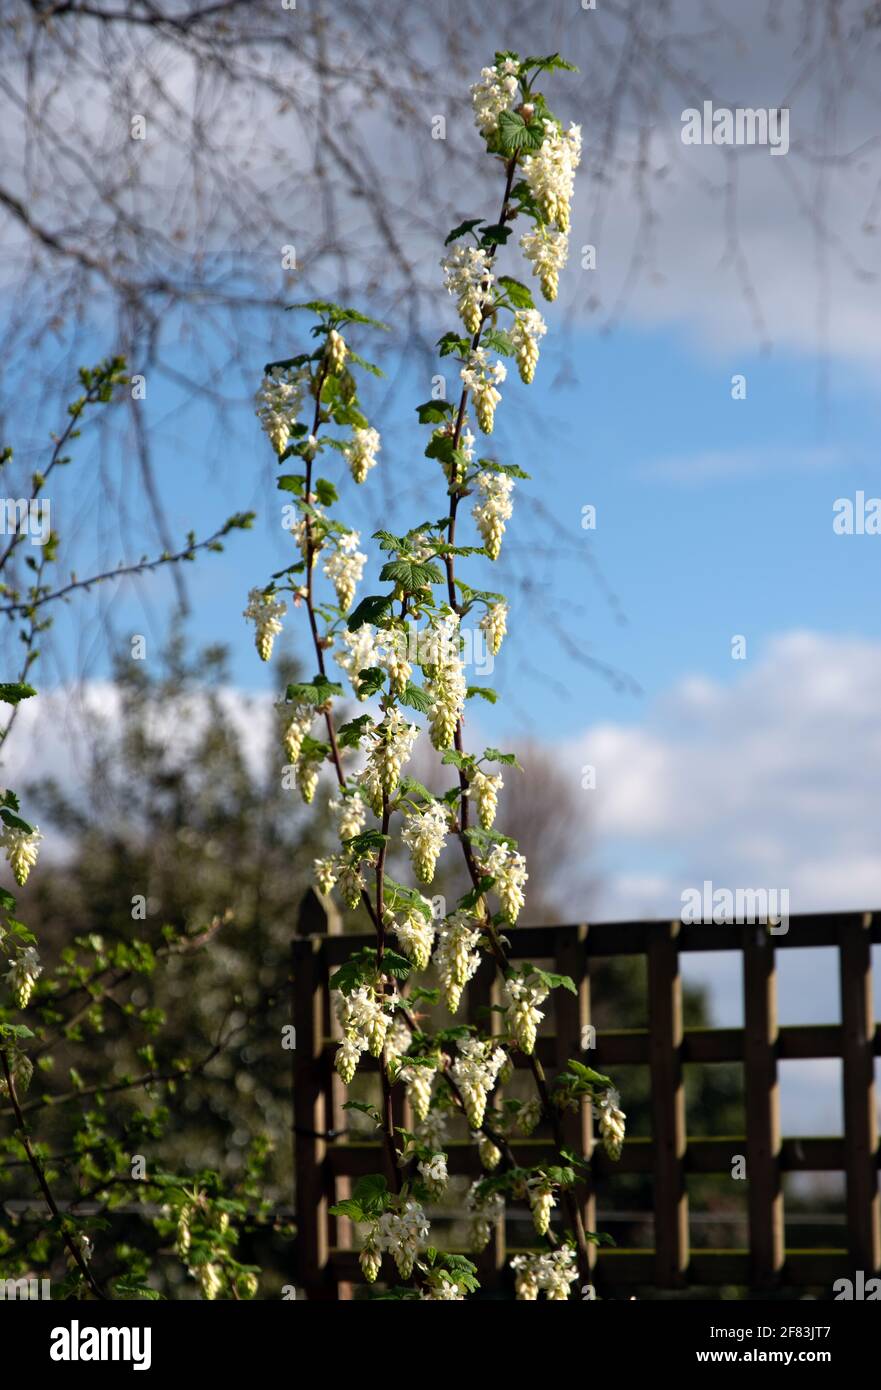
xmin=554 ymin=924 xmax=595 ymax=1273
xmin=743 ymin=925 xmax=784 ymax=1288
xmin=648 ymin=921 xmax=688 ymax=1285
xmin=839 ymin=913 xmax=881 ymax=1272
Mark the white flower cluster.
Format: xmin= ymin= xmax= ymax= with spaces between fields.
xmin=471 ymin=57 xmax=520 ymax=136
xmin=434 ymin=911 xmax=482 ymax=1013
xmin=402 ymin=800 xmax=448 ymax=883
xmin=366 ymin=707 xmax=419 ymax=804
xmin=344 ymin=425 xmax=381 ymax=484
xmin=511 ymin=308 xmax=547 ymax=384
xmin=465 ymin=1180 xmax=505 ymax=1252
xmin=481 ymin=841 xmax=528 ymax=922
xmin=515 ymin=1096 xmax=542 ymax=1136
xmin=423 ymin=613 xmax=467 ymax=750
xmin=326 ymin=327 xmax=347 ymax=376
xmin=451 ymin=1037 xmax=507 ymax=1129
xmin=479 ymin=600 xmax=508 ymax=656
xmin=527 ymin=1173 xmax=556 ymax=1235
xmin=333 ymin=985 xmax=396 ymax=1083
xmin=390 ymin=904 xmax=435 ymax=970
xmin=399 ymin=1060 xmax=435 ymax=1121
xmin=460 ymin=349 xmax=506 ymax=434
xmin=421 ymin=1273 xmax=466 ymax=1300
xmin=374 ymin=1200 xmax=430 ymax=1280
xmin=323 ymin=531 xmax=366 ymax=611
xmin=504 ymin=972 xmax=550 ymax=1055
xmin=296 ymin=743 xmax=324 ymax=804
xmin=520 ymin=225 xmax=569 ymax=302
xmin=477 ymin=1133 xmax=502 ymax=1170
xmin=441 ymin=244 xmax=493 ymax=333
xmin=280 ymin=702 xmax=314 ymax=764
xmin=243 ymin=587 xmax=286 ymax=662
xmin=3 ymin=825 xmax=42 ymax=887
xmin=522 ymin=121 xmax=582 ymax=231
xmin=417 ymin=1151 xmax=448 ymax=1198
xmin=5 ymin=946 xmax=41 ymax=1009
xmin=472 ymin=471 xmax=514 ymax=560
xmin=596 ymin=1086 xmax=627 ymax=1160
xmin=329 ymin=791 xmax=366 ymax=844
xmin=510 ymin=1247 xmax=578 ymax=1300
xmin=470 ymin=769 xmax=503 ymax=829
xmin=334 ymin=625 xmax=412 ymax=699
xmin=254 ymin=367 xmax=306 ymax=455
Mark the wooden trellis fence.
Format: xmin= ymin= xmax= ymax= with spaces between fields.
xmin=292 ymin=899 xmax=881 ymax=1299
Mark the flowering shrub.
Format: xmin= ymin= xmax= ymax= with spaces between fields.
xmin=246 ymin=50 xmax=625 ymax=1299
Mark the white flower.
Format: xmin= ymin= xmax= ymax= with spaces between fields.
xmin=520 ymin=225 xmax=569 ymax=302
xmin=423 ymin=612 xmax=467 ymax=750
xmin=359 ymin=1227 xmax=382 ymax=1283
xmin=375 ymin=1200 xmax=430 ymax=1280
xmin=511 ymin=1247 xmax=577 ymax=1301
xmin=344 ymin=425 xmax=381 ymax=484
xmin=391 ymin=906 xmax=435 ymax=971
xmin=472 ymin=471 xmax=514 ymax=560
xmin=334 ymin=625 xmax=380 ymax=697
xmin=481 ymin=842 xmax=528 ymax=922
xmin=421 ymin=1273 xmax=466 ymax=1300
xmin=441 ymin=244 xmax=493 ymax=333
xmin=243 ymin=587 xmax=286 ymax=662
xmin=326 ymin=327 xmax=347 ymax=375
xmin=450 ymin=1037 xmax=506 ymax=1130
xmin=368 ymin=707 xmax=418 ymax=797
xmin=504 ymin=973 xmax=550 ymax=1055
xmin=314 ymin=856 xmax=339 ymax=896
xmin=401 ymin=800 xmax=448 ymax=883
xmin=280 ymin=702 xmax=314 ymax=764
xmin=336 ymin=861 xmax=366 ymax=910
xmin=399 ymin=1062 xmax=434 ymax=1122
xmin=334 ymin=1032 xmax=363 ymax=1085
xmin=516 ymin=1096 xmax=542 ymax=1137
xmin=418 ymin=1151 xmax=448 ymax=1198
xmin=329 ymin=792 xmax=367 ymax=844
xmin=465 ymin=1180 xmax=504 ymax=1253
xmin=471 ymin=60 xmax=520 ymax=136
xmin=415 ymin=1109 xmax=449 ymax=1152
xmin=296 ymin=745 xmax=324 ymax=804
xmin=435 ymin=912 xmax=482 ymax=1013
xmin=479 ymin=601 xmax=508 ymax=656
xmin=521 ymin=121 xmax=582 ymax=231
xmin=324 ymin=536 xmax=366 ymax=611
xmin=470 ymin=769 xmax=503 ymax=830
xmin=595 ymin=1087 xmax=627 ymax=1160
xmin=254 ymin=367 xmax=306 ymax=455
xmin=527 ymin=1174 xmax=556 ymax=1236
xmin=384 ymin=1014 xmax=412 ymax=1070
xmin=460 ymin=349 xmax=506 ymax=434
xmin=333 ymin=984 xmax=393 ymax=1082
xmin=478 ymin=1134 xmax=502 ymax=1170
xmin=3 ymin=825 xmax=42 ymax=887
xmin=376 ymin=628 xmax=412 ymax=697
xmin=196 ymin=1262 xmax=223 ymax=1301
xmin=510 ymin=308 xmax=547 ymax=384
xmin=5 ymin=947 xmax=41 ymax=1009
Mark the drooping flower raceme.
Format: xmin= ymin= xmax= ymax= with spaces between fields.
xmin=402 ymin=800 xmax=448 ymax=883
xmin=423 ymin=613 xmax=467 ymax=750
xmin=333 ymin=984 xmax=395 ymax=1082
xmin=511 ymin=1247 xmax=578 ymax=1301
xmin=329 ymin=792 xmax=367 ymax=844
xmin=254 ymin=367 xmax=306 ymax=455
xmin=511 ymin=308 xmax=547 ymax=384
xmin=3 ymin=825 xmax=42 ymax=887
xmin=470 ymin=57 xmax=520 ymax=136
xmin=465 ymin=1181 xmax=505 ymax=1253
xmin=323 ymin=531 xmax=367 ymax=611
xmin=375 ymin=1200 xmax=430 ymax=1280
xmin=418 ymin=1151 xmax=449 ymax=1198
xmin=390 ymin=905 xmax=435 ymax=971
xmin=434 ymin=912 xmax=482 ymax=1013
xmin=326 ymin=328 xmax=348 ymax=376
xmin=399 ymin=1061 xmax=435 ymax=1122
xmin=504 ymin=973 xmax=550 ymax=1055
xmin=460 ymin=349 xmax=506 ymax=434
xmin=470 ymin=769 xmax=503 ymax=830
xmin=595 ymin=1086 xmax=627 ymax=1160
xmin=479 ymin=601 xmax=508 ymax=656
xmin=527 ymin=1173 xmax=556 ymax=1236
xmin=280 ymin=703 xmax=314 ymax=764
xmin=520 ymin=225 xmax=569 ymax=302
xmin=481 ymin=842 xmax=528 ymax=922
xmin=472 ymin=471 xmax=514 ymax=560
xmin=368 ymin=707 xmax=419 ymax=797
xmin=450 ymin=1037 xmax=507 ymax=1130
xmin=334 ymin=626 xmax=380 ymax=697
xmin=344 ymin=425 xmax=381 ymax=484
xmin=243 ymin=588 xmax=286 ymax=662
xmin=521 ymin=121 xmax=582 ymax=230
xmin=441 ymin=245 xmax=494 ymax=334
xmin=5 ymin=947 xmax=41 ymax=1009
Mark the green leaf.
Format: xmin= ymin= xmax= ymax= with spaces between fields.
xmin=277 ymin=474 xmax=306 ymax=495
xmin=416 ymin=400 xmax=454 ymax=424
xmin=475 ymin=458 xmax=531 ymax=480
xmin=482 ymin=329 xmax=514 ymax=357
xmin=382 ymin=949 xmax=413 ymax=980
xmin=286 ymin=301 xmax=389 ymax=331
xmin=436 ymin=332 xmax=471 ymax=358
xmin=344 ymin=829 xmax=389 ymax=857
xmin=347 ymin=593 xmax=394 ymax=631
xmin=497 ymin=111 xmax=546 ymax=155
xmin=479 ymin=222 xmax=513 ymax=246
xmin=337 ymin=714 xmax=373 ymax=749
xmin=483 ymin=747 xmax=522 ymax=769
xmin=458 ymin=877 xmax=495 ymax=911
xmin=0 ymin=683 xmax=36 ymax=706
xmin=522 ymin=52 xmax=578 ymax=75
xmin=285 ymin=674 xmax=343 ymax=705
xmin=355 ymin=666 xmax=386 ymax=699
xmin=399 ymin=682 xmax=432 ymax=714
xmin=444 ymin=219 xmax=483 ymax=245
xmin=379 ymin=558 xmax=443 ymax=591
xmin=497 ymin=275 xmax=535 ymax=309
xmin=441 ymin=749 xmax=472 ymax=770
xmin=466 ymin=686 xmax=497 ymax=704
xmin=314 ymin=478 xmax=338 ymax=506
